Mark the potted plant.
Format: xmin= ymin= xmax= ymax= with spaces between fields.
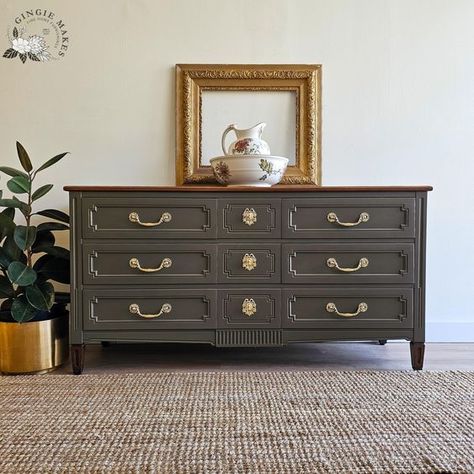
xmin=0 ymin=142 xmax=70 ymax=374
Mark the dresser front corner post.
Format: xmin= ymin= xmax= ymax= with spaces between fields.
xmin=410 ymin=341 xmax=425 ymax=370
xmin=71 ymin=344 xmax=86 ymax=375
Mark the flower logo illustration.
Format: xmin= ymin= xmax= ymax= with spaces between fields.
xmin=3 ymin=27 xmax=50 ymax=63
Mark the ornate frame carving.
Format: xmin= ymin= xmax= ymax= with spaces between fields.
xmin=175 ymin=64 xmax=322 ymax=185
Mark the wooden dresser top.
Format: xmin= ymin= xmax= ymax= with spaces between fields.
xmin=64 ymin=185 xmax=433 ymax=192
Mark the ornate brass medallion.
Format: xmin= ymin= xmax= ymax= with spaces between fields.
xmin=242 ymin=208 xmax=257 ymax=226
xmin=242 ymin=253 xmax=257 ymax=271
xmin=242 ymin=298 xmax=257 ymax=317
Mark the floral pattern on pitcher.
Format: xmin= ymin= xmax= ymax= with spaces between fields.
xmin=222 ymin=123 xmax=271 ymax=156
xmin=233 ymin=138 xmax=270 ymax=155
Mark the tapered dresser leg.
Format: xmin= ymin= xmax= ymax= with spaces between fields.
xmin=410 ymin=342 xmax=425 ymax=370
xmin=71 ymin=344 xmax=85 ymax=375
xmin=378 ymin=339 xmax=387 ymax=345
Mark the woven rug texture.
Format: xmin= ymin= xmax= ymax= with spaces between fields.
xmin=0 ymin=371 xmax=473 ymax=473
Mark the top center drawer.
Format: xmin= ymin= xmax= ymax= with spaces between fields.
xmin=82 ymin=197 xmax=216 ymax=239
xmin=218 ymin=199 xmax=281 ymax=239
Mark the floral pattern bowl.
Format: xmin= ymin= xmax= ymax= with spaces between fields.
xmin=210 ymin=155 xmax=288 ymax=187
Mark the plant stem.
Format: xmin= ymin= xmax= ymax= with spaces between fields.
xmin=26 ymin=172 xmax=33 ymax=267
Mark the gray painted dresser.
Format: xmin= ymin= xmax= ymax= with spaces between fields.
xmin=65 ymin=185 xmax=432 ymax=374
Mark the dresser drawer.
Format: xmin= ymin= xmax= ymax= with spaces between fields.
xmin=218 ymin=199 xmax=281 ymax=238
xmin=283 ymin=243 xmax=414 ymax=284
xmin=283 ymin=198 xmax=415 ymax=238
xmin=283 ymin=288 xmax=413 ymax=329
xmin=83 ymin=289 xmax=216 ymax=330
xmin=83 ymin=243 xmax=216 ymax=284
xmin=82 ymin=197 xmax=216 ymax=239
xmin=218 ymin=244 xmax=280 ymax=283
xmin=218 ymin=289 xmax=281 ymax=328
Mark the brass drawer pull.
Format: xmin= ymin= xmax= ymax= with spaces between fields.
xmin=326 ymin=302 xmax=368 ymax=318
xmin=327 ymin=257 xmax=369 ymax=273
xmin=129 ymin=257 xmax=172 ymax=273
xmin=242 ymin=298 xmax=257 ymax=317
xmin=242 ymin=253 xmax=257 ymax=271
xmin=129 ymin=303 xmax=172 ymax=319
xmin=327 ymin=211 xmax=369 ymax=227
xmin=128 ymin=211 xmax=172 ymax=227
xmin=242 ymin=208 xmax=257 ymax=226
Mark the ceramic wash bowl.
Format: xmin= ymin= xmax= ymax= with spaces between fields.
xmin=210 ymin=155 xmax=288 ymax=187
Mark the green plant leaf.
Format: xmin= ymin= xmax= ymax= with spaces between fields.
xmin=33 ymin=254 xmax=52 ymax=271
xmin=35 ymin=246 xmax=69 ymax=259
xmin=37 ymin=222 xmax=69 ymax=232
xmin=0 ymin=247 xmax=12 ymax=269
xmin=26 ymin=281 xmax=54 ymax=310
xmin=7 ymin=175 xmax=30 ymax=194
xmin=3 ymin=236 xmax=23 ymax=262
xmin=2 ymin=207 xmax=15 ymax=220
xmin=16 ymin=142 xmax=32 ymax=172
xmin=34 ymin=255 xmax=69 ymax=284
xmin=7 ymin=261 xmax=37 ymax=286
xmin=0 ymin=298 xmax=13 ymax=311
xmin=36 ymin=152 xmax=69 ymax=173
xmin=0 ymin=208 xmax=16 ymax=240
xmin=0 ymin=166 xmax=28 ymax=179
xmin=34 ymin=209 xmax=69 ymax=223
xmin=12 ymin=196 xmax=31 ymax=216
xmin=32 ymin=230 xmax=55 ymax=252
xmin=0 ymin=275 xmax=15 ymax=298
xmin=32 ymin=184 xmax=53 ymax=201
xmin=11 ymin=295 xmax=37 ymax=323
xmin=14 ymin=225 xmax=37 ymax=251
xmin=0 ymin=198 xmax=29 ymax=214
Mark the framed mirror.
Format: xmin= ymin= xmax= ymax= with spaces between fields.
xmin=175 ymin=64 xmax=321 ymax=185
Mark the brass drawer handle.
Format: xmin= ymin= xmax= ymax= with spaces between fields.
xmin=128 ymin=211 xmax=172 ymax=227
xmin=129 ymin=257 xmax=172 ymax=273
xmin=327 ymin=211 xmax=369 ymax=227
xmin=327 ymin=257 xmax=369 ymax=273
xmin=129 ymin=303 xmax=172 ymax=319
xmin=326 ymin=302 xmax=368 ymax=318
xmin=242 ymin=253 xmax=257 ymax=271
xmin=242 ymin=208 xmax=257 ymax=226
xmin=242 ymin=298 xmax=257 ymax=317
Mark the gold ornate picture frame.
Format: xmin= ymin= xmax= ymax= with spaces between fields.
xmin=175 ymin=64 xmax=321 ymax=185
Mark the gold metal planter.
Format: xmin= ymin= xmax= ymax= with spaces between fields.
xmin=0 ymin=313 xmax=68 ymax=375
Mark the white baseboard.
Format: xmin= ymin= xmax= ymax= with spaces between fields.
xmin=427 ymin=322 xmax=474 ymax=342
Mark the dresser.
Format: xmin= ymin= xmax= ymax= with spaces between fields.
xmin=65 ymin=185 xmax=431 ymax=374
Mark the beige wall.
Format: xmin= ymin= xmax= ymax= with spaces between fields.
xmin=1 ymin=0 xmax=473 ymax=340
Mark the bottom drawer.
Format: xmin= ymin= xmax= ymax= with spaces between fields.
xmin=283 ymin=288 xmax=413 ymax=329
xmin=218 ymin=289 xmax=281 ymax=328
xmin=83 ymin=289 xmax=216 ymax=330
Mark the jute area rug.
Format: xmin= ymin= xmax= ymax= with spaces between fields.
xmin=0 ymin=371 xmax=473 ymax=473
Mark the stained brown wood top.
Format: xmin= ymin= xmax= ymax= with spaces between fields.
xmin=64 ymin=185 xmax=433 ymax=192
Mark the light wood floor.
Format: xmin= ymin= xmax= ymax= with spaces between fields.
xmin=56 ymin=342 xmax=474 ymax=374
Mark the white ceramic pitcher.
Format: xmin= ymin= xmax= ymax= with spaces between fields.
xmin=221 ymin=122 xmax=271 ymax=155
